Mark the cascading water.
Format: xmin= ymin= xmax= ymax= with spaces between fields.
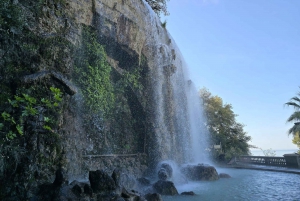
xmin=148 ymin=18 xmax=211 ymax=165
xmin=186 ymin=81 xmax=211 ymax=164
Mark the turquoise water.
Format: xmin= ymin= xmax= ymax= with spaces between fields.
xmin=163 ymin=168 xmax=300 ymax=201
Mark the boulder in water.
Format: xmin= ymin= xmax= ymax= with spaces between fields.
xmin=181 ymin=191 xmax=195 ymax=195
xmin=158 ymin=168 xmax=168 ymax=181
xmin=145 ymin=193 xmax=163 ymax=201
xmin=219 ymin=173 xmax=231 ymax=178
xmin=181 ymin=164 xmax=219 ymax=181
xmin=89 ymin=170 xmax=116 ymax=193
xmin=153 ymin=180 xmax=178 ymax=195
xmin=160 ymin=163 xmax=173 ymax=178
xmin=121 ymin=187 xmax=146 ymax=201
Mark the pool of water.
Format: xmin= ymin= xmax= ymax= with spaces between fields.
xmin=163 ymin=168 xmax=300 ymax=201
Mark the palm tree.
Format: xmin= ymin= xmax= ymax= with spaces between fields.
xmin=285 ymin=90 xmax=300 ymax=136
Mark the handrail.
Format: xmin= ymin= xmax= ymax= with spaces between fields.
xmin=235 ymin=155 xmax=286 ymax=167
xmin=82 ymin=153 xmax=147 ymax=158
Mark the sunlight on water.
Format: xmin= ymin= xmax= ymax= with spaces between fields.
xmin=163 ymin=168 xmax=300 ymax=201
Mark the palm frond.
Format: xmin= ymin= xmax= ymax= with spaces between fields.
xmin=287 ymin=111 xmax=300 ymax=122
xmin=285 ymin=101 xmax=300 ymax=110
xmin=290 ymin=96 xmax=300 ymax=103
xmin=288 ymin=124 xmax=300 ymax=136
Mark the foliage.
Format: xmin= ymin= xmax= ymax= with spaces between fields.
xmin=0 ymin=86 xmax=64 ymax=199
xmin=161 ymin=20 xmax=167 ymax=28
xmin=0 ymin=87 xmax=62 ymax=141
xmin=292 ymin=134 xmax=300 ymax=154
xmin=116 ymin=65 xmax=144 ymax=93
xmin=145 ymin=0 xmax=170 ymax=17
xmin=285 ymin=88 xmax=300 ymax=136
xmin=74 ymin=26 xmax=114 ymax=115
xmin=200 ymin=88 xmax=253 ymax=161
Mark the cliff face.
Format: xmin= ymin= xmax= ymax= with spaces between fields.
xmin=0 ymin=0 xmax=192 ymax=199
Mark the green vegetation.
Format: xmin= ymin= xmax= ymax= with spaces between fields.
xmin=285 ymin=89 xmax=300 ymax=136
xmin=1 ymin=87 xmax=62 ymax=139
xmin=74 ymin=26 xmax=114 ymax=115
xmin=161 ymin=20 xmax=167 ymax=28
xmin=0 ymin=1 xmax=71 ymax=198
xmin=285 ymin=88 xmax=300 ymax=153
xmin=200 ymin=88 xmax=253 ymax=161
xmin=0 ymin=85 xmax=65 ymax=199
xmin=292 ymin=135 xmax=300 ymax=154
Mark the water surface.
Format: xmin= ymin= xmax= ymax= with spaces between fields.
xmin=163 ymin=168 xmax=300 ymax=201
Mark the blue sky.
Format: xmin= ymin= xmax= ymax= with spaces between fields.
xmin=162 ymin=0 xmax=300 ymax=150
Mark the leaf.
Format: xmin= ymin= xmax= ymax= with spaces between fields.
xmin=43 ymin=125 xmax=52 ymax=131
xmin=16 ymin=124 xmax=23 ymax=135
xmin=0 ymin=123 xmax=3 ymax=130
xmin=7 ymin=131 xmax=16 ymax=140
xmin=11 ymin=117 xmax=16 ymax=124
xmin=25 ymin=106 xmax=38 ymax=115
xmin=2 ymin=112 xmax=10 ymax=120
xmin=22 ymin=110 xmax=29 ymax=117
xmin=14 ymin=95 xmax=24 ymax=102
xmin=44 ymin=116 xmax=50 ymax=122
xmin=23 ymin=93 xmax=36 ymax=104
xmin=8 ymin=99 xmax=18 ymax=107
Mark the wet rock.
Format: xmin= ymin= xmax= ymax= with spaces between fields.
xmin=158 ymin=168 xmax=168 ymax=181
xmin=181 ymin=164 xmax=219 ymax=181
xmin=152 ymin=180 xmax=178 ymax=195
xmin=71 ymin=184 xmax=82 ymax=197
xmin=137 ymin=177 xmax=151 ymax=186
xmin=160 ymin=163 xmax=173 ymax=178
xmin=121 ymin=188 xmax=145 ymax=201
xmin=53 ymin=168 xmax=67 ymax=187
xmin=89 ymin=170 xmax=116 ymax=193
xmin=145 ymin=193 xmax=163 ymax=201
xmin=112 ymin=168 xmax=123 ymax=186
xmin=83 ymin=184 xmax=93 ymax=197
xmin=22 ymin=71 xmax=77 ymax=95
xmin=219 ymin=173 xmax=231 ymax=178
xmin=37 ymin=183 xmax=58 ymax=201
xmin=181 ymin=191 xmax=195 ymax=195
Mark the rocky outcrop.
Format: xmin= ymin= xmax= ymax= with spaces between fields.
xmin=181 ymin=191 xmax=195 ymax=196
xmin=181 ymin=164 xmax=219 ymax=181
xmin=145 ymin=193 xmax=163 ymax=201
xmin=0 ymin=0 xmax=197 ymax=199
xmin=219 ymin=173 xmax=231 ymax=178
xmin=153 ymin=180 xmax=179 ymax=195
xmin=35 ymin=168 xmax=152 ymax=201
xmin=89 ymin=170 xmax=116 ymax=193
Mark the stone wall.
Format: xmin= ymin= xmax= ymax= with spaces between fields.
xmin=82 ymin=154 xmax=148 ymax=179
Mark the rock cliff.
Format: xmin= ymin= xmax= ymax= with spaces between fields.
xmin=0 ymin=0 xmax=194 ymax=199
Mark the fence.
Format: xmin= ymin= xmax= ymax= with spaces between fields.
xmin=234 ymin=156 xmax=286 ymax=167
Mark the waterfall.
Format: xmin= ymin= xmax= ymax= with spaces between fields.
xmin=145 ymin=12 xmax=211 ymax=165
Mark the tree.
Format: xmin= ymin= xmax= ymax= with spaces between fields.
xmin=285 ymin=88 xmax=300 ymax=136
xmin=292 ymin=134 xmax=300 ymax=154
xmin=199 ymin=88 xmax=253 ymax=160
xmin=145 ymin=0 xmax=170 ymax=17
